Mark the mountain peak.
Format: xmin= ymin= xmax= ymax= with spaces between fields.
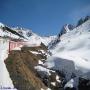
xmin=58 ymin=24 xmax=75 ymax=38
xmin=76 ymin=16 xmax=90 ymax=27
xmin=0 ymin=22 xmax=5 ymax=27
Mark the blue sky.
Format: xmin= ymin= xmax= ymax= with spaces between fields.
xmin=0 ymin=0 xmax=90 ymax=36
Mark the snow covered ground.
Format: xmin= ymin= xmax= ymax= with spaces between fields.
xmin=0 ymin=39 xmax=16 ymax=90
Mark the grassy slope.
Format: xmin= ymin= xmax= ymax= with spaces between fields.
xmin=5 ymin=43 xmax=48 ymax=90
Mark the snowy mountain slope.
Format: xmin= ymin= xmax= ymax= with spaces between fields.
xmin=49 ymin=19 xmax=90 ymax=74
xmin=48 ymin=24 xmax=75 ymax=49
xmin=0 ymin=23 xmax=56 ymax=46
xmin=42 ymin=19 xmax=90 ymax=89
xmin=13 ymin=27 xmax=57 ymax=46
xmin=0 ymin=23 xmax=25 ymax=39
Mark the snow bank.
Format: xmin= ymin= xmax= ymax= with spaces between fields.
xmin=30 ymin=51 xmax=39 ymax=54
xmin=0 ymin=39 xmax=15 ymax=89
xmin=35 ymin=65 xmax=51 ymax=75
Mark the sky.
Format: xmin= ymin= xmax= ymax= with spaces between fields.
xmin=0 ymin=0 xmax=90 ymax=36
